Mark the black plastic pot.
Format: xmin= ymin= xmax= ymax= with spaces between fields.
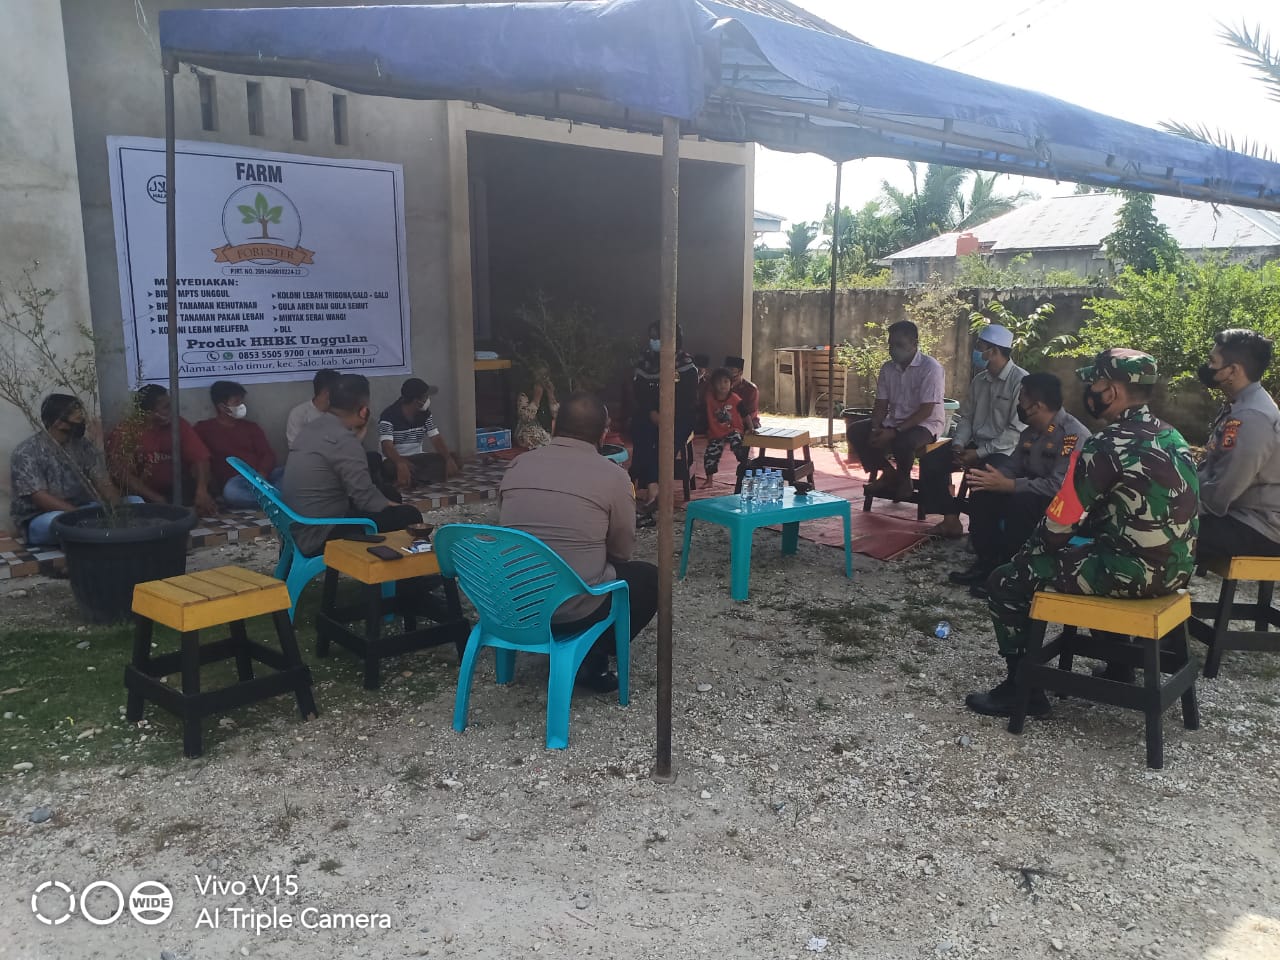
xmin=52 ymin=503 xmax=198 ymax=624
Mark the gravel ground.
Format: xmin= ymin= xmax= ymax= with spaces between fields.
xmin=1 ymin=500 xmax=1278 ymax=960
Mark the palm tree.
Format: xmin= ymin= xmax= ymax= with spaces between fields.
xmin=1159 ymin=21 xmax=1278 ymax=161
xmin=880 ymin=163 xmax=1033 ymax=247
xmin=784 ymin=221 xmax=818 ymax=275
xmin=957 ymin=172 xmax=1037 ymax=230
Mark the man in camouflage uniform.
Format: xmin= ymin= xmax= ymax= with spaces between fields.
xmin=965 ymin=349 xmax=1200 ymax=717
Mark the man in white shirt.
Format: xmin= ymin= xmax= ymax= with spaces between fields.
xmin=286 ymin=369 xmax=341 ymax=452
xmin=922 ymin=324 xmax=1026 ymax=534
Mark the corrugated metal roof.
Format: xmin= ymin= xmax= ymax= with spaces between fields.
xmin=884 ymin=194 xmax=1280 ymax=260
xmin=711 ymin=0 xmax=864 ymax=41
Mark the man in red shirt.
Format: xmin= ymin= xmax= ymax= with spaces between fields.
xmin=108 ymin=384 xmax=217 ymax=516
xmin=195 ymin=380 xmax=283 ymax=509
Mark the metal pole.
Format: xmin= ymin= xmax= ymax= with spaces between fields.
xmin=826 ymin=161 xmax=842 ymax=446
xmin=652 ymin=116 xmax=679 ymax=784
xmin=164 ymin=57 xmax=183 ymax=506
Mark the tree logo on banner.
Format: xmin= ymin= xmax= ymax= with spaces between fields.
xmin=213 ymin=185 xmax=315 ymax=267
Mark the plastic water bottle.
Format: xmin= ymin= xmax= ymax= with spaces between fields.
xmin=768 ymin=470 xmax=782 ymax=504
xmin=741 ymin=470 xmax=756 ymax=507
xmin=934 ymin=621 xmax=951 ymax=639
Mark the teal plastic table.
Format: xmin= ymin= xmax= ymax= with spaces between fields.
xmin=679 ymin=491 xmax=853 ymax=601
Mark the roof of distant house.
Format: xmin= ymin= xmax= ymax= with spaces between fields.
xmin=882 ymin=193 xmax=1280 ymax=260
xmin=707 ymin=0 xmax=864 ymax=41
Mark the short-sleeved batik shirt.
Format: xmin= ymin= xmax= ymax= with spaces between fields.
xmin=9 ymin=432 xmax=104 ymax=529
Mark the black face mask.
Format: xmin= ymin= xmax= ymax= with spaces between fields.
xmin=1015 ymin=404 xmax=1033 ymax=426
xmin=65 ymin=420 xmax=87 ymax=440
xmin=1082 ymin=384 xmax=1110 ymax=419
xmin=1197 ymin=363 xmax=1225 ymax=389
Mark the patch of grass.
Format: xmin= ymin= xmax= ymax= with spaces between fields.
xmin=1246 ymin=660 xmax=1280 ymax=683
xmin=832 ymin=650 xmax=874 ymax=667
xmin=397 ymin=763 xmax=427 ymax=785
xmin=268 ymin=799 xmax=303 ymax=838
xmin=1254 ymin=693 xmax=1280 ymax=708
xmin=329 ymin=819 xmax=350 ymax=832
xmin=897 ymin=660 xmax=921 ymax=676
xmin=0 ymin=581 xmax=448 ymax=773
xmin=318 ymin=858 xmax=342 ymax=874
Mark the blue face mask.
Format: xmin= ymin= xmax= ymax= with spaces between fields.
xmin=648 ymin=338 xmax=661 ymax=353
xmin=972 ymin=349 xmax=989 ymax=371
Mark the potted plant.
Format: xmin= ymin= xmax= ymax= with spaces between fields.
xmin=0 ymin=265 xmax=195 ymax=623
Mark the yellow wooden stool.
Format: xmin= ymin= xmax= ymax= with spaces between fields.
xmin=318 ymin=531 xmax=469 ymax=689
xmin=736 ymin=427 xmax=816 ymax=492
xmin=1009 ymin=591 xmax=1199 ymax=769
xmin=1190 ymin=555 xmax=1280 ymax=679
xmin=128 ymin=566 xmax=316 ymax=758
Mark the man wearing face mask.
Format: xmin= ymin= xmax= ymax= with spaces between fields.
xmin=108 ymin=384 xmax=218 ymax=517
xmin=847 ymin=320 xmax=947 ymax=502
xmin=195 ymin=380 xmax=282 ymax=509
xmin=949 ymin=373 xmax=1089 ymax=595
xmin=1195 ymin=328 xmax=1280 ymax=562
xmin=924 ymin=323 xmax=1026 ymax=536
xmin=377 ymin=378 xmax=461 ymax=490
xmin=966 ymin=349 xmax=1199 ymax=717
xmin=282 ymin=373 xmax=424 ymax=556
xmin=10 ymin=394 xmax=143 ymax=545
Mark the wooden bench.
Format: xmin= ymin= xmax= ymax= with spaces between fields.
xmin=734 ymin=427 xmax=815 ymax=492
xmin=128 ymin=566 xmax=316 ymax=758
xmin=319 ymin=530 xmax=470 ymax=689
xmin=1189 ymin=555 xmax=1280 ymax=679
xmin=1009 ymin=591 xmax=1199 ymax=769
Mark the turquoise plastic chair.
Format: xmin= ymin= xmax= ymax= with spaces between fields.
xmin=226 ymin=457 xmax=377 ymax=620
xmin=434 ymin=524 xmax=630 ymax=750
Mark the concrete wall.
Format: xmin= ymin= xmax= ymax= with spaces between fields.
xmin=752 ymin=286 xmax=1223 ymax=442
xmin=890 ymin=245 xmax=1280 ymax=285
xmin=0 ymin=1 xmax=96 ymax=530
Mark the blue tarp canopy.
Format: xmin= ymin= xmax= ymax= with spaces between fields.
xmin=158 ymin=0 xmax=1280 ymax=210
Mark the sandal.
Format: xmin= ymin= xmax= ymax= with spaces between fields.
xmin=928 ymin=521 xmax=965 ymax=540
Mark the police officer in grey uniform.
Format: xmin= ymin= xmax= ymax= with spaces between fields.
xmin=949 ymin=372 xmax=1089 ymax=594
xmin=1197 ymin=328 xmax=1280 ymax=561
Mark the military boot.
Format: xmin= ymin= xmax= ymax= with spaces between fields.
xmin=965 ymin=656 xmax=1050 ymax=717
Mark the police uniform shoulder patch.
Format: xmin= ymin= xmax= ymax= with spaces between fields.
xmin=1060 ymin=434 xmax=1079 ymax=456
xmin=1222 ymin=418 xmax=1242 ymax=450
xmin=1046 ymin=424 xmax=1056 ymax=434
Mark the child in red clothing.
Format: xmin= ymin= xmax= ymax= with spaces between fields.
xmin=703 ymin=368 xmax=749 ymax=485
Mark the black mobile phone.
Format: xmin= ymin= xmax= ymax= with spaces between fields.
xmin=344 ymin=533 xmax=385 ymax=543
xmin=367 ymin=545 xmax=404 ymax=561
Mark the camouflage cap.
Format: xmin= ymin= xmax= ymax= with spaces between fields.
xmin=1075 ymin=348 xmax=1159 ymax=384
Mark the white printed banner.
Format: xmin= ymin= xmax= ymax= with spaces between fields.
xmin=107 ymin=137 xmax=411 ymax=388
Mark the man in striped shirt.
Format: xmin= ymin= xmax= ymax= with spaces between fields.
xmin=377 ymin=378 xmax=460 ymax=489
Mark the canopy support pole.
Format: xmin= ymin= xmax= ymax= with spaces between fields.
xmin=825 ymin=161 xmax=842 ymax=446
xmin=164 ymin=56 xmax=183 ymax=506
xmin=652 ymin=115 xmax=679 ymax=784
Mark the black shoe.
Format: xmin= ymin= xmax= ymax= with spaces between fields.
xmin=965 ymin=656 xmax=1050 ymax=718
xmin=965 ymin=680 xmax=1051 ymax=718
xmin=968 ymin=583 xmax=990 ymax=600
xmin=576 ymin=670 xmax=619 ymax=694
xmin=949 ymin=565 xmax=991 ymax=586
xmin=1090 ymin=662 xmax=1137 ymax=683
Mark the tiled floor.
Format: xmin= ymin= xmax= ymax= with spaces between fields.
xmin=0 ymin=457 xmax=511 ymax=582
